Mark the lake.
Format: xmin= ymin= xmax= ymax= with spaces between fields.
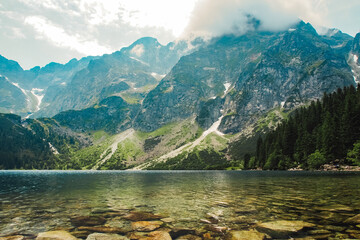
xmin=1 ymin=170 xmax=360 ymax=239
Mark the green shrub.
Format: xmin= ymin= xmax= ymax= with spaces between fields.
xmin=307 ymin=150 xmax=326 ymax=169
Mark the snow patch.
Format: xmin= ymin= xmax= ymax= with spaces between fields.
xmin=354 ymin=54 xmax=358 ymax=64
xmin=223 ymin=83 xmax=231 ymax=95
xmin=60 ymin=82 xmax=66 ymax=86
xmin=288 ymin=28 xmax=296 ymax=32
xmin=31 ymin=88 xmax=45 ymax=112
xmin=151 ymin=72 xmax=166 ymax=81
xmin=281 ymin=101 xmax=286 ymax=108
xmin=130 ymin=44 xmax=144 ymax=57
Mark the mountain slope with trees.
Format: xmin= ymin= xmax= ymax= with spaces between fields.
xmin=254 ymin=85 xmax=360 ymax=170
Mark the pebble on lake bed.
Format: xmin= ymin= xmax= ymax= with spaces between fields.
xmin=344 ymin=213 xmax=360 ymax=224
xmin=86 ymin=233 xmax=129 ymax=240
xmin=36 ymin=231 xmax=78 ymax=240
xmin=0 ymin=236 xmax=24 ymax=240
xmin=131 ymin=221 xmax=163 ymax=231
xmin=225 ymin=230 xmax=267 ymax=240
xmin=123 ymin=211 xmax=163 ymax=221
xmin=256 ymin=220 xmax=315 ymax=238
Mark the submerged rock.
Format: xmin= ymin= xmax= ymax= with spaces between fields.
xmin=206 ymin=213 xmax=219 ymax=224
xmin=344 ymin=214 xmax=360 ymax=224
xmin=0 ymin=236 xmax=24 ymax=240
xmin=175 ymin=234 xmax=201 ymax=240
xmin=123 ymin=212 xmax=163 ymax=221
xmin=225 ymin=230 xmax=267 ymax=240
xmin=70 ymin=216 xmax=106 ymax=227
xmin=36 ymin=231 xmax=78 ymax=240
xmin=161 ymin=218 xmax=175 ymax=223
xmin=71 ymin=231 xmax=90 ymax=239
xmin=169 ymin=228 xmax=196 ymax=239
xmin=86 ymin=233 xmax=129 ymax=240
xmin=78 ymin=226 xmax=127 ymax=234
xmin=256 ymin=220 xmax=315 ymax=238
xmin=138 ymin=231 xmax=171 ymax=240
xmin=131 ymin=221 xmax=163 ymax=232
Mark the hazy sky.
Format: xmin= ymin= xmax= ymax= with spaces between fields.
xmin=0 ymin=0 xmax=359 ymax=70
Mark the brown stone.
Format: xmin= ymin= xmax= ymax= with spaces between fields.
xmin=205 ymin=214 xmax=219 ymax=224
xmin=175 ymin=234 xmax=201 ymax=240
xmin=202 ymin=233 xmax=213 ymax=239
xmin=344 ymin=214 xmax=360 ymax=224
xmin=205 ymin=225 xmax=228 ymax=233
xmin=70 ymin=216 xmax=106 ymax=227
xmin=126 ymin=232 xmax=148 ymax=240
xmin=138 ymin=231 xmax=171 ymax=240
xmin=123 ymin=212 xmax=163 ymax=222
xmin=36 ymin=231 xmax=78 ymax=240
xmin=169 ymin=229 xmax=196 ymax=239
xmin=256 ymin=220 xmax=315 ymax=238
xmin=78 ymin=226 xmax=127 ymax=234
xmin=161 ymin=218 xmax=175 ymax=223
xmin=86 ymin=233 xmax=129 ymax=240
xmin=71 ymin=231 xmax=90 ymax=239
xmin=0 ymin=236 xmax=24 ymax=240
xmin=226 ymin=230 xmax=267 ymax=240
xmin=131 ymin=221 xmax=163 ymax=232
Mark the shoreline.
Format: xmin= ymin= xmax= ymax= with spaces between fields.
xmin=0 ymin=167 xmax=360 ymax=171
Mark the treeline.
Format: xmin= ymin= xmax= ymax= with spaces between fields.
xmin=0 ymin=114 xmax=55 ymax=169
xmin=254 ymin=84 xmax=360 ymax=170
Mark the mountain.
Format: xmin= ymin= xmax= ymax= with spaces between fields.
xmin=0 ymin=38 xmax=196 ymax=118
xmin=134 ymin=21 xmax=355 ymax=134
xmin=1 ymin=21 xmax=360 ymax=170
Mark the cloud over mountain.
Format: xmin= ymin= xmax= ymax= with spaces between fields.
xmin=181 ymin=0 xmax=345 ymax=38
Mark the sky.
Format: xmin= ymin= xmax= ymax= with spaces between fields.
xmin=0 ymin=0 xmax=359 ymax=70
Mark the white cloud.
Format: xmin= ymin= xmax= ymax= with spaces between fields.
xmin=24 ymin=15 xmax=111 ymax=56
xmin=182 ymin=0 xmax=331 ymax=38
xmin=118 ymin=0 xmax=196 ymax=37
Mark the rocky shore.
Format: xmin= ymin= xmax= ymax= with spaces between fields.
xmin=1 ymin=208 xmax=360 ymax=240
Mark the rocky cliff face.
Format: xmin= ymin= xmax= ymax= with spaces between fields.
xmin=135 ymin=21 xmax=356 ymax=133
xmin=348 ymin=33 xmax=360 ymax=84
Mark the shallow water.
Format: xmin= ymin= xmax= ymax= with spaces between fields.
xmin=1 ymin=170 xmax=360 ymax=238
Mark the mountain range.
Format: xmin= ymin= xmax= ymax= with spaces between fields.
xmin=0 ymin=20 xmax=359 ymax=169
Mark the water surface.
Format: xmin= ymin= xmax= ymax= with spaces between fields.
xmin=1 ymin=170 xmax=360 ymax=237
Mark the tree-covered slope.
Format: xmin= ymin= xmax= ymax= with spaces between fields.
xmin=254 ymin=85 xmax=360 ymax=170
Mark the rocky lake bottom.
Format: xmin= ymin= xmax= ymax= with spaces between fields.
xmin=0 ymin=170 xmax=360 ymax=240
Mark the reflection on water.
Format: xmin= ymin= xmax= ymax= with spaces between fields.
xmin=1 ymin=170 xmax=360 ymax=237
